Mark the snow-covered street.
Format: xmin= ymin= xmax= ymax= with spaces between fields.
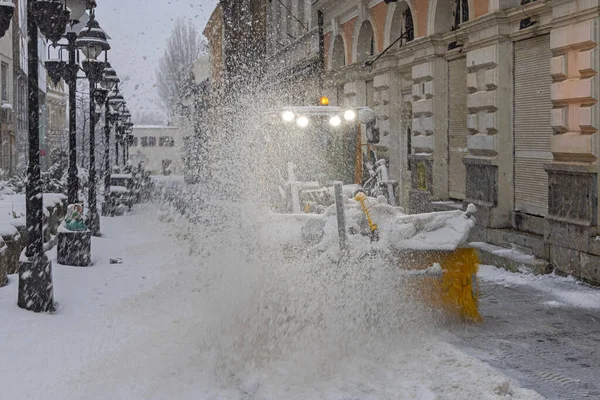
xmin=0 ymin=204 xmax=557 ymax=399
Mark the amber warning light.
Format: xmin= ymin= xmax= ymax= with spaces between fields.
xmin=319 ymin=96 xmax=329 ymax=106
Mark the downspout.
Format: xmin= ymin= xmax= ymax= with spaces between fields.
xmin=317 ymin=9 xmax=324 ymax=93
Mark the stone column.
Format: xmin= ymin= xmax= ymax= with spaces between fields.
xmin=545 ymin=4 xmax=600 ymax=279
xmin=373 ymin=71 xmax=402 ymax=198
xmin=409 ymin=53 xmax=448 ymax=212
xmin=464 ymin=41 xmax=513 ymax=229
xmin=343 ymin=80 xmax=366 ymax=108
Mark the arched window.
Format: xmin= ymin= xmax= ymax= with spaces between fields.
xmin=453 ymin=0 xmax=469 ymax=30
xmin=356 ymin=20 xmax=375 ymax=63
xmin=432 ymin=0 xmax=469 ymax=34
xmin=390 ymin=2 xmax=414 ymax=48
xmin=331 ymin=35 xmax=346 ymax=69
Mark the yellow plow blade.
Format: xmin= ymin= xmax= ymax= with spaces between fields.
xmin=407 ymin=248 xmax=481 ymax=323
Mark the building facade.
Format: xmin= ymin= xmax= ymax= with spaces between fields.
xmin=204 ymin=4 xmax=224 ymax=92
xmin=129 ymin=125 xmax=183 ymax=175
xmin=45 ymin=79 xmax=68 ymax=155
xmin=0 ymin=6 xmax=14 ymax=177
xmin=265 ymin=0 xmax=600 ymax=283
xmin=11 ymin=0 xmax=50 ymax=173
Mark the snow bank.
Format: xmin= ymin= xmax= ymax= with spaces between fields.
xmin=111 ymin=173 xmax=133 ymax=179
xmin=110 ymin=185 xmax=129 ymax=193
xmin=479 ymin=264 xmax=600 ymax=310
xmin=261 ymin=196 xmax=476 ymax=253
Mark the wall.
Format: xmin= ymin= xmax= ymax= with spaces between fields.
xmin=130 ymin=126 xmax=183 ymax=176
xmin=203 ymin=5 xmax=224 ymax=90
xmin=263 ymin=0 xmax=600 ymax=283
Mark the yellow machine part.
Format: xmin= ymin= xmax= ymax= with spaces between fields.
xmin=407 ymin=248 xmax=481 ymax=323
xmin=354 ymin=192 xmax=378 ymax=232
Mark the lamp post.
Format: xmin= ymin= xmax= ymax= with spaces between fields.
xmin=108 ymin=88 xmax=124 ymax=167
xmin=100 ymin=64 xmax=118 ymax=216
xmin=7 ymin=0 xmax=72 ymax=312
xmin=124 ymin=121 xmax=133 ymax=164
xmin=77 ymin=10 xmax=110 ymax=236
xmin=46 ymin=1 xmax=96 ymax=205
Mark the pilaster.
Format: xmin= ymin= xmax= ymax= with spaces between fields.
xmin=464 ymin=40 xmax=513 ymax=228
xmin=548 ymin=5 xmax=599 ymax=229
xmin=373 ymin=72 xmax=402 ymax=182
xmin=410 ymin=56 xmax=448 ymax=203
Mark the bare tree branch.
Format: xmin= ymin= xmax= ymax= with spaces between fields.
xmin=155 ymin=18 xmax=207 ymax=115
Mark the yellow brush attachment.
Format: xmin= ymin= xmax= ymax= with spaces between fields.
xmin=352 ymin=193 xmax=479 ymax=322
xmin=405 ymin=248 xmax=481 ymax=323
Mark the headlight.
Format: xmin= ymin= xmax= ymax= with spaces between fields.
xmin=296 ymin=116 xmax=309 ymax=127
xmin=282 ymin=110 xmax=295 ymax=122
xmin=329 ymin=115 xmax=341 ymax=127
xmin=344 ymin=110 xmax=356 ymax=121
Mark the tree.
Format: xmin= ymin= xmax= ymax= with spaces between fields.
xmin=155 ymin=18 xmax=207 ymax=116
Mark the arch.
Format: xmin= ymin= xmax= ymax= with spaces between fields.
xmin=385 ymin=1 xmax=416 ymax=48
xmin=427 ymin=0 xmax=474 ymax=36
xmin=330 ymin=34 xmax=346 ymax=70
xmin=354 ymin=20 xmax=375 ymax=64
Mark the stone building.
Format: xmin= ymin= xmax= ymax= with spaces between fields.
xmin=204 ymin=0 xmax=267 ymax=95
xmin=203 ymin=4 xmax=224 ymax=91
xmin=265 ymin=0 xmax=600 ymax=283
xmin=0 ymin=6 xmax=14 ymax=176
xmin=46 ymin=79 xmax=68 ymax=154
xmin=129 ymin=125 xmax=183 ymax=176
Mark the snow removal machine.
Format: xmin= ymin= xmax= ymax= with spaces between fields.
xmin=259 ymin=97 xmax=481 ymax=322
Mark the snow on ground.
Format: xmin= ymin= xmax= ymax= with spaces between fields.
xmin=479 ymin=264 xmax=600 ymax=310
xmin=0 ymin=202 xmax=544 ymax=399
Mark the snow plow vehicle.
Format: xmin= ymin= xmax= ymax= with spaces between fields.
xmin=259 ymin=98 xmax=481 ymax=322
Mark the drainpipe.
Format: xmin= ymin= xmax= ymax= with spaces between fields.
xmin=317 ymin=9 xmax=324 ymax=93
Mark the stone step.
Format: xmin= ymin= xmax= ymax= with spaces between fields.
xmin=470 ymin=241 xmax=552 ymax=275
xmin=486 ymin=228 xmax=549 ymax=260
xmin=431 ymin=200 xmax=464 ymax=212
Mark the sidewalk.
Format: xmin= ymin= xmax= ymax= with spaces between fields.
xmin=0 ymin=205 xmax=547 ymax=399
xmin=450 ymin=265 xmax=600 ymax=400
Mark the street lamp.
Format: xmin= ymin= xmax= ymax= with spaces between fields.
xmin=109 ymin=92 xmax=125 ymax=166
xmin=77 ymin=10 xmax=110 ymax=237
xmin=44 ymin=0 xmax=96 ymax=205
xmin=123 ymin=120 xmax=134 ymax=164
xmin=11 ymin=0 xmax=72 ymax=312
xmin=102 ymin=70 xmax=120 ymax=217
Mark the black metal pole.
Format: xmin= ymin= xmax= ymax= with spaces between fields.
xmin=104 ymin=99 xmax=110 ymax=199
xmin=88 ymin=81 xmax=99 ymax=235
xmin=122 ymin=137 xmax=126 ymax=166
xmin=18 ymin=1 xmax=54 ymax=312
xmin=115 ymin=132 xmax=119 ymax=167
xmin=25 ymin=18 xmax=43 ymax=259
xmin=67 ymin=32 xmax=78 ymax=204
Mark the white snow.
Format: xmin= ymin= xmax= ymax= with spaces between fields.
xmin=111 ymin=173 xmax=133 ymax=179
xmin=110 ymin=185 xmax=129 ymax=193
xmin=479 ymin=264 xmax=600 ymax=310
xmin=262 ymin=197 xmax=476 ymax=252
xmin=471 ymin=242 xmax=536 ymax=263
xmin=0 ymin=204 xmax=543 ymax=399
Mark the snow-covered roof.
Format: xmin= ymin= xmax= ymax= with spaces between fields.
xmin=133 ymin=125 xmax=179 ymax=129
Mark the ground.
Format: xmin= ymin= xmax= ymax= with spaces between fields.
xmin=0 ymin=202 xmax=598 ymax=399
xmin=450 ymin=267 xmax=600 ymax=400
